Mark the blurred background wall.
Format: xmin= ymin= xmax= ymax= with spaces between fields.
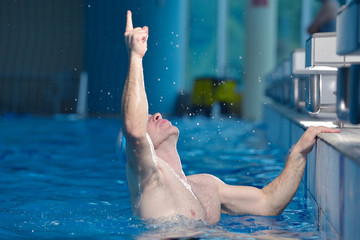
xmin=0 ymin=0 xmax=343 ymax=119
xmin=0 ymin=0 xmax=83 ymax=114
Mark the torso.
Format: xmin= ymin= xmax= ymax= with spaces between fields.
xmin=127 ymin=158 xmax=221 ymax=224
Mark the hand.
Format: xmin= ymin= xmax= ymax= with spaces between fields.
xmin=124 ymin=10 xmax=148 ymax=59
xmin=292 ymin=126 xmax=340 ymax=156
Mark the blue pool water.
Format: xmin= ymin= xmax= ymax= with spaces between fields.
xmin=0 ymin=115 xmax=324 ymax=239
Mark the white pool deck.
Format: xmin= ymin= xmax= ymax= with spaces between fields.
xmin=264 ymin=103 xmax=360 ymax=240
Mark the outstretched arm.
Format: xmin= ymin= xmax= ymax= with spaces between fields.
xmin=121 ymin=11 xmax=156 ymax=183
xmin=218 ymin=126 xmax=340 ymax=216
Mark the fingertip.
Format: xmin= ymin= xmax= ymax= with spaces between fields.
xmin=127 ymin=10 xmax=132 ymax=19
xmin=321 ymin=127 xmax=341 ymax=133
xmin=125 ymin=10 xmax=133 ymax=31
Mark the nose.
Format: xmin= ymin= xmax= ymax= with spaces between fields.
xmin=153 ymin=113 xmax=162 ymax=122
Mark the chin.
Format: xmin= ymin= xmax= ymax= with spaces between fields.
xmin=164 ymin=126 xmax=180 ymax=143
xmin=172 ymin=125 xmax=180 ymax=136
xmin=148 ymin=126 xmax=179 ymax=148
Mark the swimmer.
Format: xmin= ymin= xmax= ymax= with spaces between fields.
xmin=121 ymin=10 xmax=340 ymax=225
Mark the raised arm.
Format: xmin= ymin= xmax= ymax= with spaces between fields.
xmin=218 ymin=126 xmax=340 ymax=216
xmin=122 ymin=10 xmax=148 ymax=138
xmin=121 ymin=11 xmax=156 ymax=183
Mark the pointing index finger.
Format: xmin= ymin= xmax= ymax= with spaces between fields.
xmin=126 ymin=10 xmax=133 ymax=32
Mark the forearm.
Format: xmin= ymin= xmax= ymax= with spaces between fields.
xmin=261 ymin=150 xmax=306 ymax=215
xmin=121 ymin=55 xmax=148 ymax=138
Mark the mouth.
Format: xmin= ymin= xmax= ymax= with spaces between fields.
xmin=159 ymin=119 xmax=171 ymax=127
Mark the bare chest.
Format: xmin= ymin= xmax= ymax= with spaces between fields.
xmin=129 ymin=162 xmax=208 ymax=221
xmin=187 ymin=174 xmax=222 ymax=224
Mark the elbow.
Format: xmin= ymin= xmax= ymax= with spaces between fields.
xmin=260 ymin=195 xmax=286 ymax=216
xmin=258 ymin=203 xmax=284 ymax=216
xmin=122 ymin=125 xmax=147 ymax=141
xmin=121 ymin=116 xmax=147 ymax=140
xmin=262 ymin=207 xmax=284 ymax=216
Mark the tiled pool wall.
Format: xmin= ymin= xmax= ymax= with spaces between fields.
xmin=264 ymin=104 xmax=360 ymax=240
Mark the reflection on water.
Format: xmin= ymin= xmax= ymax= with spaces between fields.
xmin=0 ymin=116 xmax=324 ymax=239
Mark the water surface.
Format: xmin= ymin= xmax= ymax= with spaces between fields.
xmin=0 ymin=116 xmax=323 ymax=239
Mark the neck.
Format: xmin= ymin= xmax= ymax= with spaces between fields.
xmin=155 ymin=141 xmax=185 ymax=180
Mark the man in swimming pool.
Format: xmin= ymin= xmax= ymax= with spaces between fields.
xmin=121 ymin=10 xmax=340 ymax=225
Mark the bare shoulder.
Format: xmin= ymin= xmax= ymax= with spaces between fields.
xmin=187 ymin=173 xmax=223 ymax=187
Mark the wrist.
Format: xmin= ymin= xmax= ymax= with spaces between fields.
xmin=289 ymin=146 xmax=307 ymax=161
xmin=129 ymin=53 xmax=143 ymax=61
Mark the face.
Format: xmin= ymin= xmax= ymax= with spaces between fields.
xmin=147 ymin=113 xmax=179 ymax=148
